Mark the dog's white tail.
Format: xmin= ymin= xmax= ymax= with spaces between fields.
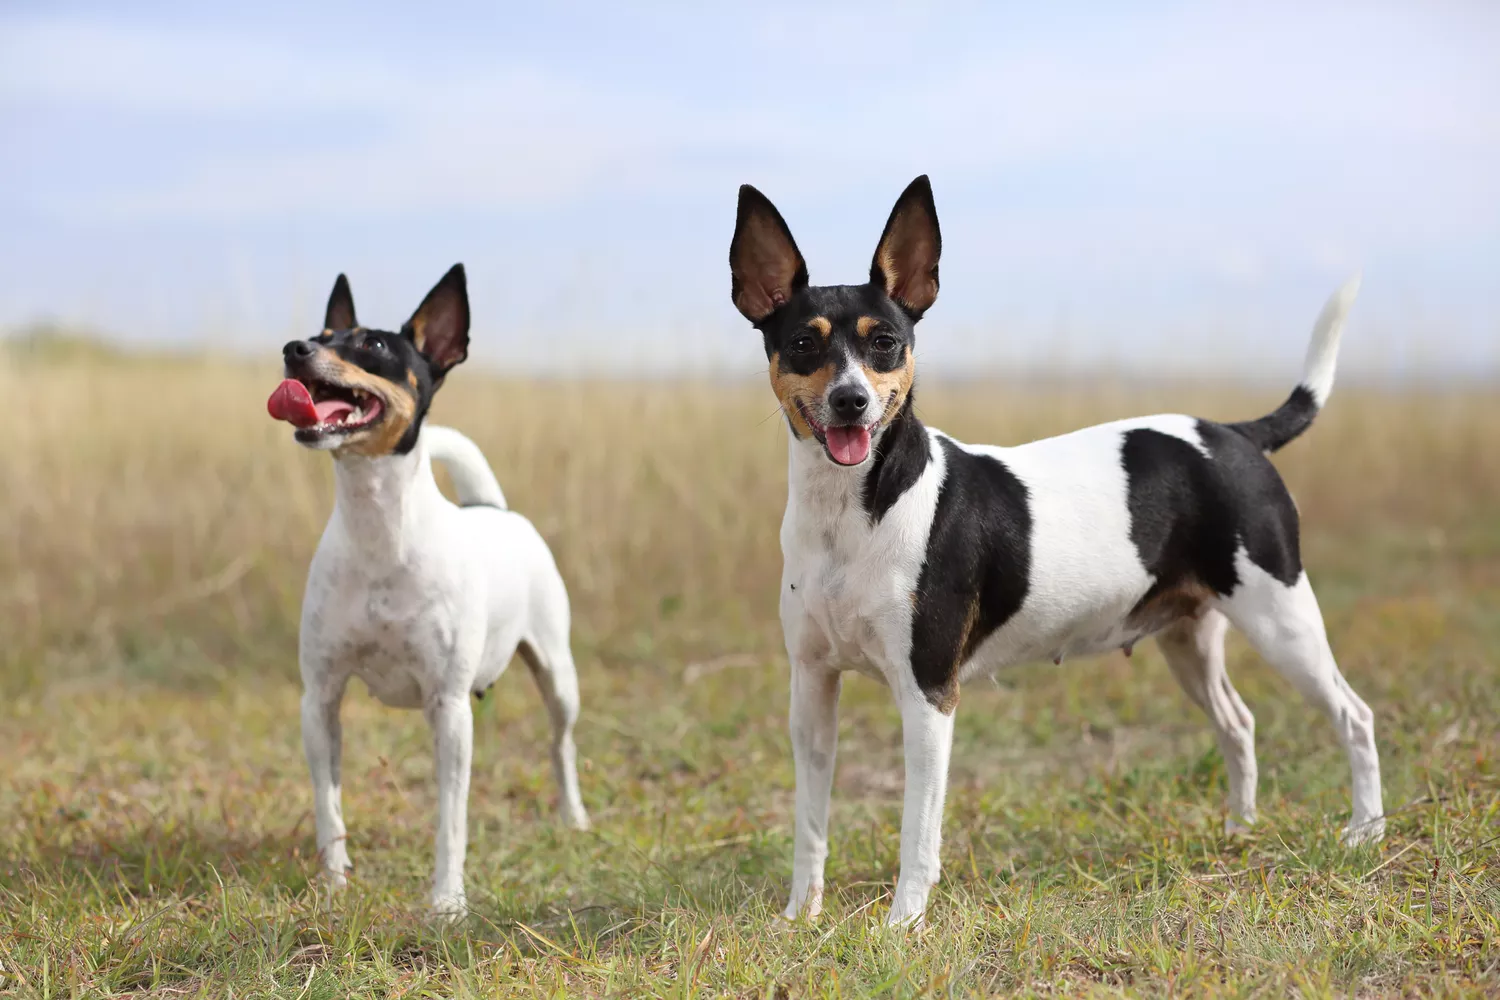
xmin=1229 ymin=275 xmax=1360 ymax=454
xmin=423 ymin=425 xmax=507 ymax=508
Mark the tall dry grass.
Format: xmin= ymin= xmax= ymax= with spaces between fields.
xmin=3 ymin=349 xmax=1497 ymax=694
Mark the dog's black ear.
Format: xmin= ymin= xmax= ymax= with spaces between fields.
xmin=403 ymin=264 xmax=469 ymax=377
xmin=730 ymin=185 xmax=809 ymax=324
xmin=870 ymin=175 xmax=941 ymax=318
xmin=324 ymin=273 xmax=357 ymax=331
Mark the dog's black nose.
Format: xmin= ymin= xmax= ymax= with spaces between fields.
xmin=829 ymin=384 xmax=869 ymax=421
xmin=283 ymin=340 xmax=316 ymax=361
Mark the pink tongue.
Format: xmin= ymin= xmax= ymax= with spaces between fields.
xmin=267 ymin=379 xmax=319 ymax=428
xmin=314 ymin=398 xmax=355 ymax=423
xmin=825 ymin=425 xmax=872 ymax=465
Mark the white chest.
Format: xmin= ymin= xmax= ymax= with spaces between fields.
xmin=779 ymin=443 xmax=940 ymax=681
xmin=787 ymin=537 xmax=889 ymax=673
xmin=303 ymin=558 xmax=461 ymax=709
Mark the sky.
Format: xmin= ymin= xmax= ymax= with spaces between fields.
xmin=2 ymin=0 xmax=1497 ymax=377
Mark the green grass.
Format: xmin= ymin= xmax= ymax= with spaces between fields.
xmin=1 ymin=363 xmax=1497 ymax=996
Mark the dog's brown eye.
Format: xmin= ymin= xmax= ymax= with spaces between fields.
xmin=789 ymin=335 xmax=817 ymax=355
xmin=873 ymin=335 xmax=898 ymax=352
xmin=364 ymin=337 xmax=387 ymax=354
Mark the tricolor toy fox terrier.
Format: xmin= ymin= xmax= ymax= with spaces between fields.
xmin=729 ymin=176 xmax=1384 ymax=928
xmin=269 ymin=265 xmax=589 ymax=916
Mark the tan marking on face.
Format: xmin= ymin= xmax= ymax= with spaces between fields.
xmin=862 ymin=346 xmax=916 ymax=426
xmin=306 ymin=349 xmax=418 ymax=458
xmin=769 ymin=351 xmax=834 ymax=439
xmin=807 ymin=316 xmax=831 ymax=338
xmin=407 ymin=370 xmax=420 ymax=392
xmin=856 ymin=316 xmax=881 ymax=337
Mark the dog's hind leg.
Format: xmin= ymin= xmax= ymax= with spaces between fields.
xmin=1216 ymin=560 xmax=1384 ymax=845
xmin=301 ymin=679 xmax=352 ymax=886
xmin=518 ymin=638 xmax=590 ymax=831
xmin=1157 ymin=609 xmax=1259 ymax=833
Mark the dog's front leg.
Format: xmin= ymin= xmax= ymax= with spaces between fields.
xmin=301 ymin=685 xmax=352 ymax=886
xmin=783 ymin=661 xmax=841 ymax=921
xmin=425 ymin=691 xmax=473 ymax=917
xmin=887 ymin=687 xmax=956 ymax=928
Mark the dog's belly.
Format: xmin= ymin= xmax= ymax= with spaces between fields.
xmin=961 ymin=589 xmax=1164 ymax=680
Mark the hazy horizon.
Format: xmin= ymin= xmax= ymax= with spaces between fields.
xmin=3 ymin=1 xmax=1497 ymax=378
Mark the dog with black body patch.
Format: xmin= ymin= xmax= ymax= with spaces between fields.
xmin=728 ymin=177 xmax=1384 ymax=928
xmin=269 ymin=265 xmax=590 ymax=917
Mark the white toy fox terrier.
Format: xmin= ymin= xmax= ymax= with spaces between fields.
xmin=269 ymin=265 xmax=589 ymax=916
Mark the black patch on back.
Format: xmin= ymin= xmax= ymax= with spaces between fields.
xmin=909 ymin=438 xmax=1032 ymax=704
xmin=1122 ymin=421 xmax=1302 ymax=602
xmin=860 ymin=391 xmax=931 ymax=521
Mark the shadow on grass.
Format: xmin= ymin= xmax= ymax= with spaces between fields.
xmin=461 ymin=827 xmax=800 ymax=953
xmin=6 ymin=820 xmax=317 ymax=901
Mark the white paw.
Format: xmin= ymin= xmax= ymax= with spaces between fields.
xmin=781 ymin=885 xmax=824 ymax=922
xmin=1341 ymin=815 xmax=1386 ymax=847
xmin=1224 ymin=815 xmax=1256 ymax=837
xmin=564 ymin=805 xmax=592 ymax=832
xmin=885 ymin=882 xmax=930 ymax=930
xmin=430 ymin=892 xmax=468 ymax=922
xmin=318 ymin=848 xmax=352 ymax=890
xmin=884 ymin=904 xmax=926 ymax=931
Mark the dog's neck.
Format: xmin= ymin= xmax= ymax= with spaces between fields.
xmin=786 ymin=394 xmax=931 ymax=526
xmin=329 ymin=438 xmax=444 ymax=564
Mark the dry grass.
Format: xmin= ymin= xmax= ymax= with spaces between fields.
xmin=2 ymin=350 xmax=1498 ymax=996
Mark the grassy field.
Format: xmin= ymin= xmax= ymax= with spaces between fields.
xmin=2 ymin=348 xmax=1498 ymax=997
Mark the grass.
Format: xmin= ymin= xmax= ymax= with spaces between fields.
xmin=1 ymin=349 xmax=1498 ymax=996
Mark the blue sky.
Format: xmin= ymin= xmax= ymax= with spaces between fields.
xmin=2 ymin=1 xmax=1496 ymax=376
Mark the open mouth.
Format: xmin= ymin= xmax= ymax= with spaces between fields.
xmin=797 ymin=401 xmax=872 ymax=466
xmin=267 ymin=376 xmax=385 ymax=440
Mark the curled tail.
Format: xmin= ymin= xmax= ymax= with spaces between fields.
xmin=423 ymin=425 xmax=507 ymax=508
xmin=1229 ymin=275 xmax=1360 ymax=453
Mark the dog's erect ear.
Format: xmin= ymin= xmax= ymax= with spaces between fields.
xmin=870 ymin=175 xmax=941 ymax=318
xmin=729 ymin=185 xmax=809 ymax=324
xmin=403 ymin=263 xmax=469 ymax=376
xmin=324 ymin=273 xmax=357 ymax=331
